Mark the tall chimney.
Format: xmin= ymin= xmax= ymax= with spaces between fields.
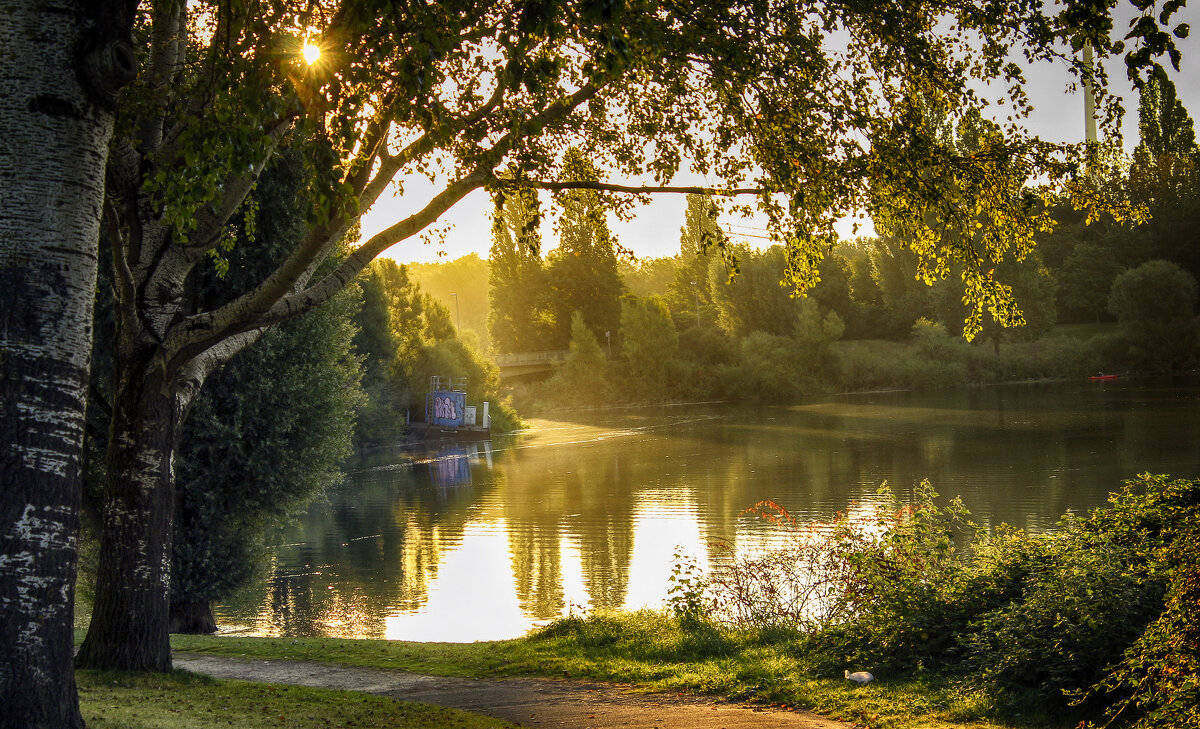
xmin=1083 ymin=42 xmax=1098 ymax=144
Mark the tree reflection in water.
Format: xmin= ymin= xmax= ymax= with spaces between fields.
xmin=215 ymin=379 xmax=1200 ymax=641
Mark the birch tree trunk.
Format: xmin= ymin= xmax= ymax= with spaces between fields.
xmin=73 ymin=350 xmax=181 ymax=671
xmin=75 ymin=316 xmax=260 ymax=670
xmin=0 ymin=1 xmax=132 ymax=725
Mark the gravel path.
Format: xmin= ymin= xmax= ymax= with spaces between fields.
xmin=175 ymin=653 xmax=855 ymax=729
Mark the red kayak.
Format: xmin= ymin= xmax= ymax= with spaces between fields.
xmin=1089 ymin=374 xmax=1119 ymax=381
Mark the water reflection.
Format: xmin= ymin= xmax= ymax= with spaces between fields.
xmin=215 ymin=377 xmax=1200 ymax=641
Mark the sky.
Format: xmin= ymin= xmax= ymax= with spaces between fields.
xmin=364 ymin=11 xmax=1200 ymax=265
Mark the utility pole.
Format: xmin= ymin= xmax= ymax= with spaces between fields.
xmin=451 ymin=292 xmax=461 ymax=330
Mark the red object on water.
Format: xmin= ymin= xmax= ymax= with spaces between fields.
xmin=1089 ymin=374 xmax=1119 ymax=381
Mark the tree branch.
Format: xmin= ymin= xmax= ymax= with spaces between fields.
xmin=162 ymin=71 xmax=610 ymax=371
xmin=184 ymin=116 xmax=294 ymax=254
xmin=137 ymin=0 xmax=187 ymax=158
xmin=504 ymin=179 xmax=766 ymax=196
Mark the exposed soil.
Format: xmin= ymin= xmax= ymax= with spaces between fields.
xmin=175 ymin=653 xmax=856 ymax=729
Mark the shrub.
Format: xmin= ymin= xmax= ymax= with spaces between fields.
xmin=1107 ymin=260 xmax=1200 ymax=371
xmin=701 ymin=501 xmax=859 ymax=634
xmin=737 ymin=331 xmax=807 ymax=399
xmin=689 ymin=474 xmax=1197 ymax=721
xmin=961 ymin=525 xmax=1162 ymax=710
xmin=1095 ymin=520 xmax=1200 ymax=728
xmin=540 ymin=311 xmax=609 ymax=407
xmin=696 ymin=483 xmax=984 ymax=675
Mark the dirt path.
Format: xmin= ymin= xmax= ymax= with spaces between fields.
xmin=175 ymin=653 xmax=855 ymax=729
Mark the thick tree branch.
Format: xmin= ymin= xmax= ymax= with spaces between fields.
xmin=505 ymin=179 xmax=766 ymax=196
xmin=163 ymin=72 xmax=609 ymax=371
xmin=286 ymin=80 xmax=611 ymax=321
xmin=137 ymin=0 xmax=187 ymax=158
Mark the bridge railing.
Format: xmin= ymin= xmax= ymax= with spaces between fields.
xmin=492 ymin=350 xmax=570 ymax=367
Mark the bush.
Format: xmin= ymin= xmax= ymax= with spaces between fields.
xmin=1107 ymin=260 xmax=1200 ymax=371
xmin=685 ymin=474 xmax=1198 ymax=720
xmin=536 ymin=311 xmax=609 ymax=408
xmin=736 ymin=331 xmax=807 ymax=400
xmin=699 ymin=502 xmax=859 ymax=634
xmin=1095 ymin=520 xmax=1200 ymax=728
xmin=961 ymin=524 xmax=1162 ymax=710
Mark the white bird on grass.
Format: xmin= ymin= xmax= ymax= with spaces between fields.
xmin=844 ymin=669 xmax=875 ymax=685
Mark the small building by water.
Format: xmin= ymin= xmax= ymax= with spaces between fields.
xmin=415 ymin=375 xmax=490 ymax=440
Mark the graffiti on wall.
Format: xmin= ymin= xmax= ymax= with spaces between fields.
xmin=434 ymin=395 xmax=459 ymax=421
xmin=428 ymin=390 xmax=466 ymax=427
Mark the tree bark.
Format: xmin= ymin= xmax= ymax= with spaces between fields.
xmin=0 ymin=1 xmax=129 ymax=726
xmin=75 ymin=355 xmax=180 ymax=671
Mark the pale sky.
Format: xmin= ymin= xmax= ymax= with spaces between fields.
xmin=365 ymin=14 xmax=1200 ymax=265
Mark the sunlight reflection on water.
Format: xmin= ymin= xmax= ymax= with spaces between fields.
xmin=214 ymin=378 xmax=1200 ymax=642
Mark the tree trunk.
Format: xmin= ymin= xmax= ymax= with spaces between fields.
xmin=75 ymin=354 xmax=180 ymax=671
xmin=0 ymin=1 xmax=127 ymax=726
xmin=76 ymin=324 xmax=243 ymax=669
xmin=170 ymin=600 xmax=218 ymax=635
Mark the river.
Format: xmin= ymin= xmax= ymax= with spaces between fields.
xmin=214 ymin=376 xmax=1200 ymax=642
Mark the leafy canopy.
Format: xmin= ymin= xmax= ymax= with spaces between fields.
xmin=123 ymin=0 xmax=1189 ymax=354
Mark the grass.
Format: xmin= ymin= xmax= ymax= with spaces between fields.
xmin=1047 ymin=322 xmax=1117 ymax=340
xmin=170 ymin=611 xmax=1070 ymax=729
xmin=78 ymin=669 xmax=517 ymax=729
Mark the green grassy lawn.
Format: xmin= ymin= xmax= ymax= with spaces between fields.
xmin=170 ymin=611 xmax=1069 ymax=729
xmin=78 ymin=669 xmax=516 ymax=729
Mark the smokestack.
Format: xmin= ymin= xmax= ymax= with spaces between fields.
xmin=1083 ymin=42 xmax=1098 ymax=144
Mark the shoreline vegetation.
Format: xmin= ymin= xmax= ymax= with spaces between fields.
xmin=510 ymin=320 xmax=1198 ymax=419
xmin=77 ymin=473 xmax=1199 ymax=729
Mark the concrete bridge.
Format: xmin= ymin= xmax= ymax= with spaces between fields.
xmin=492 ymin=350 xmax=569 ymax=379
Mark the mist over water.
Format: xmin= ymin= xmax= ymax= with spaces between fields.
xmin=215 ymin=376 xmax=1200 ymax=642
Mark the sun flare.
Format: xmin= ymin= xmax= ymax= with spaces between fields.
xmin=302 ymin=42 xmax=321 ymax=65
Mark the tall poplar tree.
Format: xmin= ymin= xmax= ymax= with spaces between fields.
xmin=668 ymin=193 xmax=723 ymax=329
xmin=546 ymin=148 xmax=623 ymax=347
xmin=488 ymin=183 xmax=547 ymax=353
xmin=1129 ymin=67 xmax=1200 ymax=277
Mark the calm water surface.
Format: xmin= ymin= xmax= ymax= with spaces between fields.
xmin=215 ymin=377 xmax=1200 ymax=641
